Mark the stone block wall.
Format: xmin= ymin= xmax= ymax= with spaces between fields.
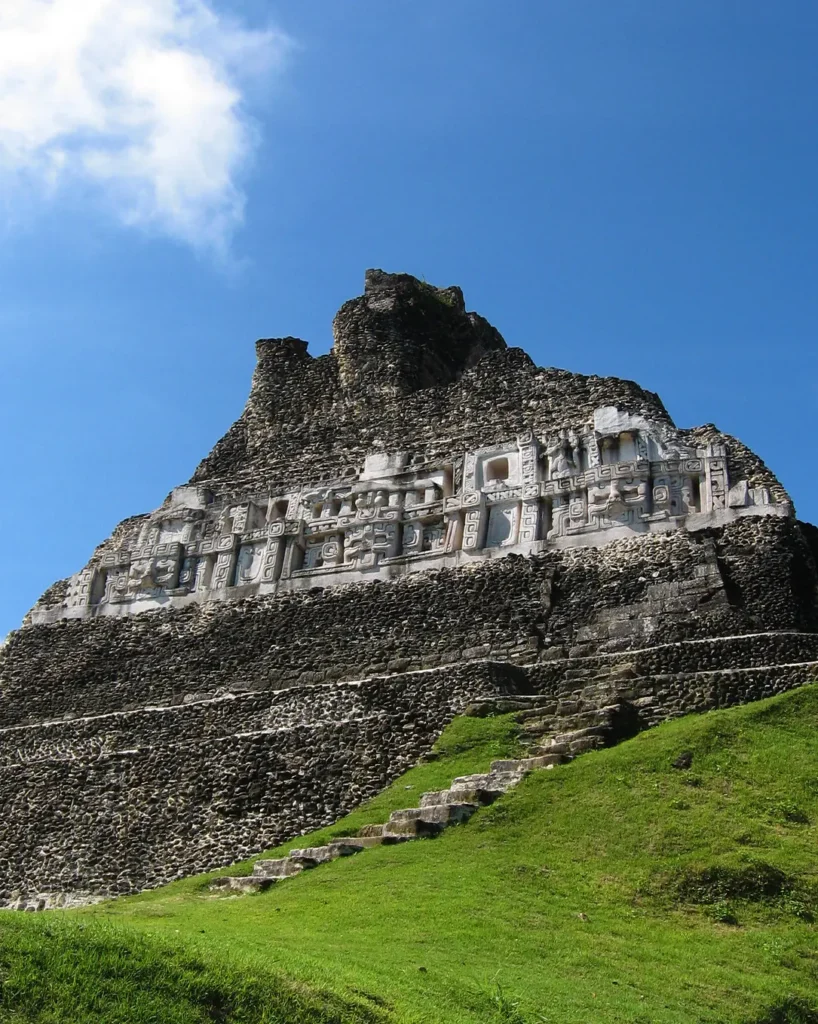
xmin=528 ymin=654 xmax=818 ymax=729
xmin=531 ymin=631 xmax=818 ymax=691
xmin=0 ymin=663 xmax=521 ymax=904
xmin=3 ymin=518 xmax=815 ymax=729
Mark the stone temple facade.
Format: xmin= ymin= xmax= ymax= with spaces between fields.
xmin=2 ymin=270 xmax=817 ymax=909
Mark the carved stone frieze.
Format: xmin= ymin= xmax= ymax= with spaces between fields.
xmin=37 ymin=410 xmax=793 ymax=623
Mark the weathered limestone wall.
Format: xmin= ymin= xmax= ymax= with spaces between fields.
xmin=1 ymin=515 xmax=816 ymax=905
xmin=0 ymin=663 xmax=521 ymax=905
xmin=528 ymin=637 xmax=818 ymax=721
xmin=533 ymin=631 xmax=818 ymax=689
xmin=5 ymin=517 xmax=815 ymax=730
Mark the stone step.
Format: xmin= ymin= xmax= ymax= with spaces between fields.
xmin=288 ymin=845 xmax=355 ymax=868
xmin=551 ymin=725 xmax=611 ymax=744
xmin=568 ymin=709 xmax=618 ymax=726
xmin=382 ymin=817 xmax=445 ymax=839
xmin=567 ymin=736 xmax=606 ymax=755
xmin=357 ymin=823 xmax=387 ymax=838
xmin=450 ymin=770 xmax=524 ymax=791
xmin=489 ymin=758 xmax=527 ymax=774
xmin=209 ymin=705 xmax=618 ymax=897
xmin=388 ymin=803 xmax=478 ymax=826
xmin=383 ymin=802 xmax=477 ymax=839
xmin=252 ymin=857 xmax=303 ymax=879
xmin=519 ymin=716 xmax=556 ymax=731
xmin=490 ymin=755 xmax=564 ymax=773
xmin=211 ymin=875 xmax=273 ymax=893
xmin=470 ymin=697 xmax=557 ymax=719
xmin=522 ymin=706 xmax=619 ymax=730
xmin=471 ymin=698 xmax=542 ymax=711
xmin=355 ymin=823 xmax=414 ymax=844
xmin=530 ymin=744 xmax=573 ymax=758
xmin=419 ymin=785 xmax=503 ymax=808
xmin=328 ymin=836 xmax=384 ymax=851
xmin=532 ymin=739 xmax=571 ymax=754
xmin=516 ymin=708 xmax=559 ymax=724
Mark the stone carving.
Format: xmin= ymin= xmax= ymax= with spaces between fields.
xmin=235 ymin=542 xmax=266 ymax=585
xmin=66 ymin=569 xmax=94 ymax=610
xmin=462 ymin=499 xmax=486 ymax=551
xmin=546 ymin=433 xmax=577 ymax=480
xmin=40 ymin=414 xmax=791 ymax=622
xmin=587 ymin=478 xmax=649 ymax=529
xmin=303 ymin=537 xmax=339 ymax=570
xmin=22 ymin=254 xmax=792 ymax=628
xmin=158 ymin=519 xmax=186 ymax=544
xmin=178 ymin=556 xmax=199 ymax=591
xmin=211 ymin=551 xmax=234 ymax=590
xmin=486 ymin=505 xmax=519 ymax=548
xmin=519 ymin=496 xmax=542 ymax=545
xmin=547 ymin=494 xmax=565 ymax=540
xmin=421 ymin=519 xmax=446 ymax=553
xmin=402 ymin=523 xmax=421 ymax=551
xmin=126 ymin=556 xmax=178 ymax=597
xmin=344 ymin=522 xmax=398 ymax=568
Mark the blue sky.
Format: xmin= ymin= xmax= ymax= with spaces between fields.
xmin=1 ymin=1 xmax=816 ymax=638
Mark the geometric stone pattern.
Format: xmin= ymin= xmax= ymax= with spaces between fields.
xmin=28 ymin=415 xmax=788 ymax=624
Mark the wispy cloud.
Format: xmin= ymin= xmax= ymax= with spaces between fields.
xmin=0 ymin=0 xmax=289 ymax=257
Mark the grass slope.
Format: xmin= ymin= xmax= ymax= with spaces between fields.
xmin=2 ymin=688 xmax=817 ymax=1024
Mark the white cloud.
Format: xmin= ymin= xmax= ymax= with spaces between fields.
xmin=0 ymin=0 xmax=288 ymax=256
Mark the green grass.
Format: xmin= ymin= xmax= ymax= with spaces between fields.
xmin=2 ymin=688 xmax=818 ymax=1023
xmin=0 ymin=919 xmax=386 ymax=1023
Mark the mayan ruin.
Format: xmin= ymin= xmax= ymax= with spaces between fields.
xmin=2 ymin=269 xmax=816 ymax=912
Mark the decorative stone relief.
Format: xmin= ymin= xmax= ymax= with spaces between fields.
xmin=706 ymin=450 xmax=729 ymax=511
xmin=519 ymin=493 xmax=542 ymax=544
xmin=43 ymin=411 xmax=792 ymax=622
xmin=462 ymin=494 xmax=487 ymax=551
xmin=344 ymin=522 xmax=399 ymax=568
xmin=178 ymin=557 xmax=199 ymax=591
xmin=546 ymin=433 xmax=578 ymax=480
xmin=548 ymin=493 xmax=571 ymax=540
xmin=158 ymin=519 xmax=187 ymax=545
xmin=66 ymin=569 xmax=94 ymax=610
xmin=587 ymin=478 xmax=649 ymax=529
xmin=421 ymin=519 xmax=447 ymax=552
xmin=486 ymin=504 xmax=519 ymax=548
xmin=211 ymin=550 xmax=235 ymax=590
xmin=235 ymin=542 xmax=266 ymax=585
xmin=402 ymin=522 xmax=422 ymax=554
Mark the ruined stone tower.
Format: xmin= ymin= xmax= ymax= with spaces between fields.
xmin=2 ymin=270 xmax=817 ymax=908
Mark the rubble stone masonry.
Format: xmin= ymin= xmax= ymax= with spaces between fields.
xmin=1 ymin=271 xmax=815 ymax=906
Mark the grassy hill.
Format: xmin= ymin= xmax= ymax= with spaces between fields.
xmin=1 ymin=686 xmax=817 ymax=1024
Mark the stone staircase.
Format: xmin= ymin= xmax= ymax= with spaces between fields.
xmin=518 ymin=698 xmax=642 ymax=757
xmin=211 ymin=698 xmax=632 ymax=895
xmin=210 ymin=762 xmax=529 ymax=893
